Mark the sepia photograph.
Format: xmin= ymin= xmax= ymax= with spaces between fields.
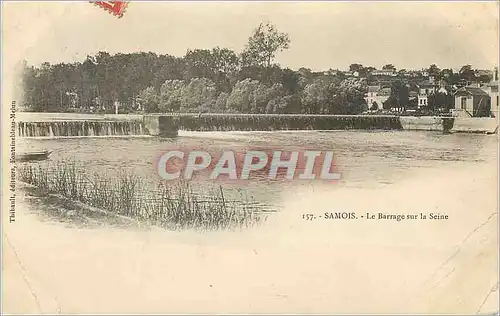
xmin=1 ymin=1 xmax=499 ymax=314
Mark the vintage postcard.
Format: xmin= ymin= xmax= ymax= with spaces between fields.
xmin=1 ymin=1 xmax=499 ymax=314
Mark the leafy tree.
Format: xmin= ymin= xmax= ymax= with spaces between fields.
xmin=427 ymin=92 xmax=454 ymax=111
xmin=211 ymin=47 xmax=239 ymax=74
xmin=383 ymin=81 xmax=409 ymax=110
xmin=137 ymin=86 xmax=160 ymax=113
xmin=440 ymin=68 xmax=460 ymax=85
xmin=214 ymin=92 xmax=229 ymax=113
xmin=428 ymin=64 xmax=440 ymax=78
xmin=337 ymin=78 xmax=368 ymax=114
xmin=226 ymin=79 xmax=282 ymax=113
xmin=281 ymin=94 xmax=302 ymax=113
xmin=300 ymin=77 xmax=366 ymax=114
xmin=476 ymin=70 xmax=493 ymax=83
xmin=297 ymin=67 xmax=313 ymax=79
xmin=159 ymin=80 xmax=186 ymax=112
xmin=280 ymin=68 xmax=301 ymax=94
xmin=459 ymin=65 xmax=476 ymax=83
xmin=348 ymin=64 xmax=373 ymax=77
xmin=301 ymin=78 xmax=332 ymax=114
xmin=180 ymin=78 xmax=217 ymax=113
xmin=257 ymin=83 xmax=285 ymax=114
xmin=94 ymin=51 xmax=116 ymax=110
xmin=154 ymin=54 xmax=186 ymax=90
xmin=237 ymin=65 xmax=267 ymax=83
xmin=382 ymin=64 xmax=396 ymax=71
xmin=184 ymin=49 xmax=214 ymax=80
xmin=349 ymin=63 xmax=364 ymax=73
xmin=241 ymin=22 xmax=290 ymax=69
xmin=266 ymin=95 xmax=291 ymax=114
xmin=226 ymin=78 xmax=262 ymax=113
xmin=183 ymin=47 xmax=238 ymax=90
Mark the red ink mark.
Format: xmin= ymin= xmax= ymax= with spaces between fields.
xmin=92 ymin=1 xmax=128 ymax=18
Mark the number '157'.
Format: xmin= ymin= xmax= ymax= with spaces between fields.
xmin=302 ymin=213 xmax=314 ymax=221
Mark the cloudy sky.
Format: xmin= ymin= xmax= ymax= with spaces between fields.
xmin=2 ymin=1 xmax=499 ymax=72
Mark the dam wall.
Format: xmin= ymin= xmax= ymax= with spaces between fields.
xmin=17 ymin=120 xmax=147 ymax=137
xmin=142 ymin=115 xmax=178 ymax=137
xmin=400 ymin=117 xmax=453 ymax=132
xmin=165 ymin=114 xmax=404 ymax=132
xmin=450 ymin=117 xmax=499 ymax=134
xmin=15 ymin=114 xmax=499 ymax=138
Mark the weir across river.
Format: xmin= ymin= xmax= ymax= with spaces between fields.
xmin=17 ymin=120 xmax=147 ymax=137
xmin=15 ymin=113 xmax=497 ymax=137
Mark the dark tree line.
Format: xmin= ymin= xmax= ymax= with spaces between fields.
xmin=18 ymin=22 xmax=496 ymax=115
xmin=18 ymin=22 xmax=367 ymax=115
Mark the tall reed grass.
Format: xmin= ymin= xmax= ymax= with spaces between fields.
xmin=17 ymin=160 xmax=267 ymax=230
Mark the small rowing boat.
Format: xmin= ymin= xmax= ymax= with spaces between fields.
xmin=15 ymin=150 xmax=52 ymax=162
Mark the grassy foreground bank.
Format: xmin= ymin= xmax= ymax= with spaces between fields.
xmin=17 ymin=161 xmax=267 ymax=230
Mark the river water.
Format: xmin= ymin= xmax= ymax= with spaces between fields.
xmin=18 ymin=130 xmax=497 ymax=209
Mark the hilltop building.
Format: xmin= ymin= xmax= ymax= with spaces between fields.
xmin=370 ymin=70 xmax=397 ymax=77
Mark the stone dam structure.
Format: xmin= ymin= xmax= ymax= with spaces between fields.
xmin=17 ymin=120 xmax=147 ymax=137
xmin=16 ymin=114 xmax=498 ymax=138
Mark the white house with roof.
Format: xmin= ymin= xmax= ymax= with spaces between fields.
xmin=416 ymin=80 xmax=438 ymax=108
